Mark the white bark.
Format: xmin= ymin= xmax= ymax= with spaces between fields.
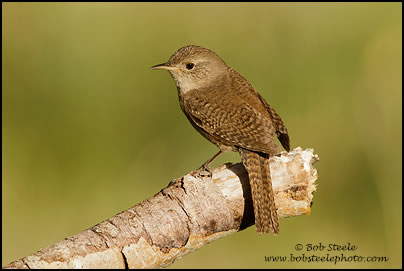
xmin=4 ymin=147 xmax=319 ymax=269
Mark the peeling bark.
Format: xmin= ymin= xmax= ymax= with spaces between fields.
xmin=4 ymin=147 xmax=319 ymax=269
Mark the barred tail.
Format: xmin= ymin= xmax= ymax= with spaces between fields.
xmin=240 ymin=148 xmax=279 ymax=234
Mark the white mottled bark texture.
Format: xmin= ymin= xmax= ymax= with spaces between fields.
xmin=4 ymin=147 xmax=319 ymax=269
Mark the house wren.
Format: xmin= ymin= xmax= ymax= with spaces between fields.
xmin=151 ymin=45 xmax=290 ymax=234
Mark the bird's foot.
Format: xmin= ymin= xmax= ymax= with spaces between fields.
xmin=190 ymin=163 xmax=213 ymax=179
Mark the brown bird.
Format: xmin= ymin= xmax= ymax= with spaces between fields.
xmin=151 ymin=45 xmax=290 ymax=234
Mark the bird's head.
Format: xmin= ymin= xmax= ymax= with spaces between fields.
xmin=151 ymin=45 xmax=228 ymax=93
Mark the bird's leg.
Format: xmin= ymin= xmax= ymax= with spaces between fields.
xmin=171 ymin=151 xmax=223 ymax=186
xmin=200 ymin=150 xmax=223 ymax=171
xmin=192 ymin=150 xmax=223 ymax=178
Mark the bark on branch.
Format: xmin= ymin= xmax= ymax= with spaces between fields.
xmin=4 ymin=147 xmax=319 ymax=269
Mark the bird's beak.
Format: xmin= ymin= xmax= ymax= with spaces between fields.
xmin=150 ymin=62 xmax=180 ymax=71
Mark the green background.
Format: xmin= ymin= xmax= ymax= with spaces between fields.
xmin=2 ymin=3 xmax=402 ymax=268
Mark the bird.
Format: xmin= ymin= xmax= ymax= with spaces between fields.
xmin=151 ymin=45 xmax=290 ymax=234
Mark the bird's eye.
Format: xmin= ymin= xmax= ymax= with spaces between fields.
xmin=186 ymin=63 xmax=194 ymax=70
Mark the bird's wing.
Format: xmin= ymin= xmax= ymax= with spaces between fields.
xmin=257 ymin=93 xmax=290 ymax=152
xmin=181 ymin=91 xmax=282 ymax=155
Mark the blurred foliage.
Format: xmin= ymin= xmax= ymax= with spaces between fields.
xmin=2 ymin=3 xmax=402 ymax=268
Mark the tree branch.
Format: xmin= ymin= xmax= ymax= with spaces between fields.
xmin=4 ymin=147 xmax=319 ymax=269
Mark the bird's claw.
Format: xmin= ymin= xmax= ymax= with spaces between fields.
xmin=190 ymin=163 xmax=213 ymax=179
